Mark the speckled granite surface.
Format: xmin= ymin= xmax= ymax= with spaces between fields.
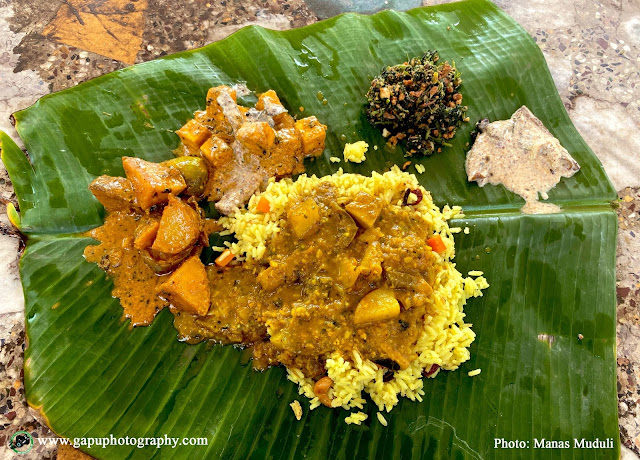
xmin=0 ymin=0 xmax=639 ymax=458
xmin=617 ymin=187 xmax=640 ymax=455
xmin=0 ymin=312 xmax=57 ymax=459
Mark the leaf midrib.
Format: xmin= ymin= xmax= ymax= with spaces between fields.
xmin=17 ymin=199 xmax=617 ymax=237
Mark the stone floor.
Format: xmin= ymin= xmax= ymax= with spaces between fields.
xmin=0 ymin=0 xmax=639 ymax=458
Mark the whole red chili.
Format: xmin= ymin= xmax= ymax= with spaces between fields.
xmin=423 ymin=364 xmax=440 ymax=377
xmin=402 ymin=188 xmax=423 ymax=206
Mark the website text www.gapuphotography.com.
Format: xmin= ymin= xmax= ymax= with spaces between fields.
xmin=8 ymin=431 xmax=208 ymax=454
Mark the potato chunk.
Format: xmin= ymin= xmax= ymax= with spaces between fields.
xmin=353 ymin=289 xmax=400 ymax=326
xmin=157 ymin=255 xmax=210 ymax=316
xmin=358 ymin=240 xmax=383 ymax=282
xmin=151 ymin=195 xmax=201 ymax=255
xmin=236 ymin=122 xmax=276 ymax=153
xmin=338 ymin=257 xmax=359 ymax=290
xmin=294 ymin=116 xmax=327 ymax=156
xmin=89 ymin=176 xmax=136 ymax=211
xmin=345 ymin=192 xmax=384 ymax=229
xmin=257 ymin=265 xmax=287 ymax=292
xmin=274 ymin=112 xmax=296 ymax=130
xmin=122 ymin=157 xmax=186 ymax=209
xmin=176 ymin=119 xmax=211 ymax=149
xmin=287 ymin=198 xmax=321 ymax=239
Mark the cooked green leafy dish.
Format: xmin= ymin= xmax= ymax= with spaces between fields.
xmin=365 ymin=51 xmax=468 ymax=156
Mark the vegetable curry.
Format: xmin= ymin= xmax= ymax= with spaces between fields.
xmin=174 ymin=182 xmax=440 ymax=381
xmin=84 ymin=85 xmax=444 ymax=397
xmin=176 ymin=85 xmax=327 ymax=215
xmin=84 ymin=86 xmax=326 ymax=325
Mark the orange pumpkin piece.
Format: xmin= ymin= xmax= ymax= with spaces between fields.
xmin=157 ymin=255 xmax=210 ymax=316
xmin=236 ymin=121 xmax=276 ymax=154
xmin=133 ymin=220 xmax=160 ymax=250
xmin=151 ymin=195 xmax=201 ymax=255
xmin=176 ymin=119 xmax=211 ymax=149
xmin=122 ymin=157 xmax=186 ymax=209
xmin=294 ymin=116 xmax=327 ymax=156
xmin=272 ymin=127 xmax=303 ymax=175
xmin=89 ymin=176 xmax=137 ymax=212
xmin=205 ymin=85 xmax=237 ymax=117
xmin=256 ymin=90 xmax=290 ymax=126
xmin=256 ymin=89 xmax=282 ymax=111
xmin=200 ymin=135 xmax=234 ymax=168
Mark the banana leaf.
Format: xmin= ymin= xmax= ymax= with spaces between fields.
xmin=1 ymin=0 xmax=619 ymax=458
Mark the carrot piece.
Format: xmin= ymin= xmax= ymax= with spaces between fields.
xmin=427 ymin=235 xmax=446 ymax=254
xmin=215 ymin=249 xmax=234 ymax=267
xmin=256 ymin=196 xmax=270 ymax=213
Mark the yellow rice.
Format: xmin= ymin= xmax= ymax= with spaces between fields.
xmin=219 ymin=166 xmax=488 ymax=421
xmin=344 ymin=412 xmax=368 ymax=425
xmin=343 ymin=141 xmax=369 ymax=163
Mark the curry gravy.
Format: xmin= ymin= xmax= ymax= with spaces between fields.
xmin=84 ymin=212 xmax=170 ymax=326
xmin=173 ymin=183 xmax=440 ymax=379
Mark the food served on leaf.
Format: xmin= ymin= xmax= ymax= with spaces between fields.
xmin=84 ymin=149 xmax=488 ymax=421
xmin=8 ymin=2 xmax=618 ymax=452
xmin=84 ymin=156 xmax=213 ymax=325
xmin=466 ymin=106 xmax=580 ymax=214
xmin=175 ymin=85 xmax=327 ymax=214
xmin=82 ymin=81 xmax=488 ymax=423
xmin=365 ymin=51 xmax=468 ymax=156
xmin=83 ymin=86 xmax=327 ymax=324
xmin=343 ymin=141 xmax=369 ymax=163
xmin=176 ymin=167 xmax=487 ymax=420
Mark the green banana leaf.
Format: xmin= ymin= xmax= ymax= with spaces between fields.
xmin=1 ymin=0 xmax=619 ymax=458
